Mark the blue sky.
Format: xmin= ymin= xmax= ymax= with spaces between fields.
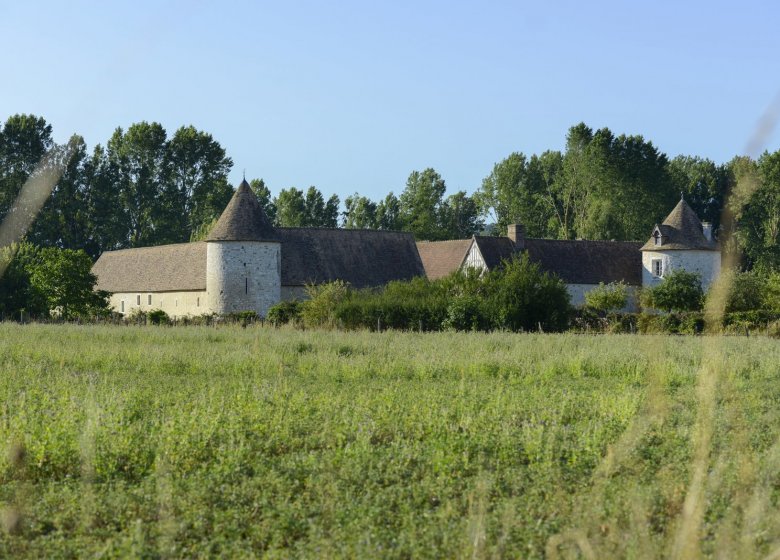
xmin=1 ymin=1 xmax=778 ymax=201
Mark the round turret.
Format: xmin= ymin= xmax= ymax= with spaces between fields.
xmin=205 ymin=179 xmax=281 ymax=317
xmin=641 ymin=198 xmax=721 ymax=290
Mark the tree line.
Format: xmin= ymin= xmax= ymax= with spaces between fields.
xmin=3 ymin=114 xmax=780 ymax=270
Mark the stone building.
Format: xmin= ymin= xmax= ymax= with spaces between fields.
xmin=640 ymin=197 xmax=721 ymax=289
xmin=417 ymin=227 xmax=642 ymax=309
xmin=92 ymin=180 xmax=424 ymax=318
xmin=92 ymin=181 xmax=720 ymax=318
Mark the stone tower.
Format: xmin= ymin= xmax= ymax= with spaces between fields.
xmin=205 ymin=179 xmax=281 ymax=317
xmin=640 ymin=198 xmax=720 ymax=290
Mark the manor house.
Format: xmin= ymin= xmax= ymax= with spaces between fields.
xmin=92 ymin=180 xmax=721 ymax=317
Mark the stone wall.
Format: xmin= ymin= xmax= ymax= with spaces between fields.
xmin=206 ymin=241 xmax=281 ymax=317
xmin=566 ymin=284 xmax=639 ymax=312
xmin=642 ymin=250 xmax=721 ymax=290
xmin=108 ymin=290 xmax=208 ymax=318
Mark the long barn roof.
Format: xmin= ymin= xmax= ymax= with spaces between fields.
xmin=93 ymin=229 xmax=425 ymax=293
xmin=416 ymin=236 xmax=642 ymax=286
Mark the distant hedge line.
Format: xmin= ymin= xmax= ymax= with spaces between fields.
xmin=268 ymin=255 xmax=572 ymax=333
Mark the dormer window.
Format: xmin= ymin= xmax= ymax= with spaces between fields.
xmin=652 ymin=227 xmax=664 ymax=247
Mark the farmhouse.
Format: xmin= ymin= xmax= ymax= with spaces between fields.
xmin=91 ymin=181 xmax=720 ymax=317
xmin=92 ymin=180 xmax=425 ymax=318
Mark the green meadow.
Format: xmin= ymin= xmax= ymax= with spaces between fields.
xmin=1 ymin=324 xmax=780 ymax=558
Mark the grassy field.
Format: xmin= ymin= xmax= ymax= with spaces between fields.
xmin=1 ymin=324 xmax=780 ymax=558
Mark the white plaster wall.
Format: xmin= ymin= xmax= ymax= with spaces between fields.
xmin=206 ymin=241 xmax=281 ymax=317
xmin=463 ymin=242 xmax=486 ymax=271
xmin=568 ymin=284 xmax=639 ymax=312
xmin=109 ymin=291 xmax=208 ymax=318
xmin=642 ymin=250 xmax=721 ymax=290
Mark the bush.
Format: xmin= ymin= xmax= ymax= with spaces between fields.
xmin=147 ymin=309 xmax=170 ymax=325
xmin=584 ymin=282 xmax=628 ymax=312
xmin=484 ymin=254 xmax=571 ymax=332
xmin=714 ymin=270 xmax=767 ymax=312
xmin=267 ymin=300 xmax=302 ymax=326
xmin=442 ymin=295 xmax=491 ymax=331
xmin=642 ymin=270 xmax=704 ymax=312
xmin=301 ymin=281 xmax=350 ymax=328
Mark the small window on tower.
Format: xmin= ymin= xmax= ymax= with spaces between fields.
xmin=148 ymin=294 xmax=152 ymax=305
xmin=121 ymin=300 xmax=125 ymax=313
xmin=654 ymin=233 xmax=661 ymax=246
xmin=136 ymin=294 xmax=141 ymax=306
xmin=651 ymin=259 xmax=663 ymax=278
xmin=245 ymin=277 xmax=248 ymax=294
xmin=197 ymin=297 xmax=200 ymax=307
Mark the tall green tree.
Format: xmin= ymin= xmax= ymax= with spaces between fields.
xmin=166 ymin=125 xmax=233 ymax=237
xmin=106 ymin=122 xmax=169 ymax=246
xmin=558 ymin=123 xmax=677 ymax=241
xmin=303 ymin=186 xmax=340 ymax=227
xmin=398 ymin=168 xmax=449 ymax=240
xmin=0 ymin=114 xmax=54 ymax=222
xmin=343 ymin=194 xmax=377 ymax=229
xmin=477 ymin=151 xmax=559 ymax=237
xmin=376 ymin=192 xmax=401 ymax=230
xmin=28 ymin=135 xmax=90 ymax=250
xmin=81 ymin=144 xmax=129 ymax=257
xmin=668 ymin=155 xmax=729 ymax=231
xmin=732 ymin=152 xmax=780 ymax=270
xmin=440 ymin=191 xmax=482 ymax=238
xmin=275 ymin=187 xmax=307 ymax=226
xmin=249 ymin=178 xmax=277 ymax=223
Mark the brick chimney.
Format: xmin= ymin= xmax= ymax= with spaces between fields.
xmin=507 ymin=223 xmax=525 ymax=250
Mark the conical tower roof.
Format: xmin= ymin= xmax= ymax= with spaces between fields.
xmin=206 ymin=179 xmax=279 ymax=242
xmin=641 ymin=198 xmax=717 ymax=251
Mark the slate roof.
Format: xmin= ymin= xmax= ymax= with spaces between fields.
xmin=93 ymin=229 xmax=425 ymax=292
xmin=206 ymin=179 xmax=278 ymax=242
xmin=277 ymin=228 xmax=424 ymax=288
xmin=415 ymin=236 xmax=642 ymax=286
xmin=640 ymin=198 xmax=718 ymax=251
xmin=525 ymin=239 xmax=643 ymax=285
xmin=416 ymin=239 xmax=472 ymax=280
xmin=473 ymin=236 xmax=517 ymax=268
xmin=93 ymin=242 xmax=207 ymax=293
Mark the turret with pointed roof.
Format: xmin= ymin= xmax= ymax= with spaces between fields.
xmin=641 ymin=198 xmax=717 ymax=251
xmin=640 ymin=197 xmax=721 ymax=290
xmin=206 ymin=179 xmax=278 ymax=242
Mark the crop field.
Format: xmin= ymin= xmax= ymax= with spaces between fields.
xmin=1 ymin=324 xmax=780 ymax=558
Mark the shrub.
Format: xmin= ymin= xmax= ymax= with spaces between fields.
xmin=715 ymin=270 xmax=767 ymax=312
xmin=484 ymin=254 xmax=572 ymax=332
xmin=584 ymin=282 xmax=628 ymax=312
xmin=642 ymin=270 xmax=704 ymax=312
xmin=147 ymin=309 xmax=170 ymax=325
xmin=267 ymin=300 xmax=302 ymax=326
xmin=301 ymin=281 xmax=350 ymax=328
xmin=442 ymin=295 xmax=490 ymax=331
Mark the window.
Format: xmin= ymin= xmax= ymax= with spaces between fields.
xmin=136 ymin=294 xmax=141 ymax=305
xmin=651 ymin=259 xmax=663 ymax=278
xmin=245 ymin=277 xmax=248 ymax=294
xmin=654 ymin=234 xmax=661 ymax=246
xmin=148 ymin=294 xmax=152 ymax=305
xmin=196 ymin=297 xmax=200 ymax=307
xmin=121 ymin=300 xmax=125 ymax=313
